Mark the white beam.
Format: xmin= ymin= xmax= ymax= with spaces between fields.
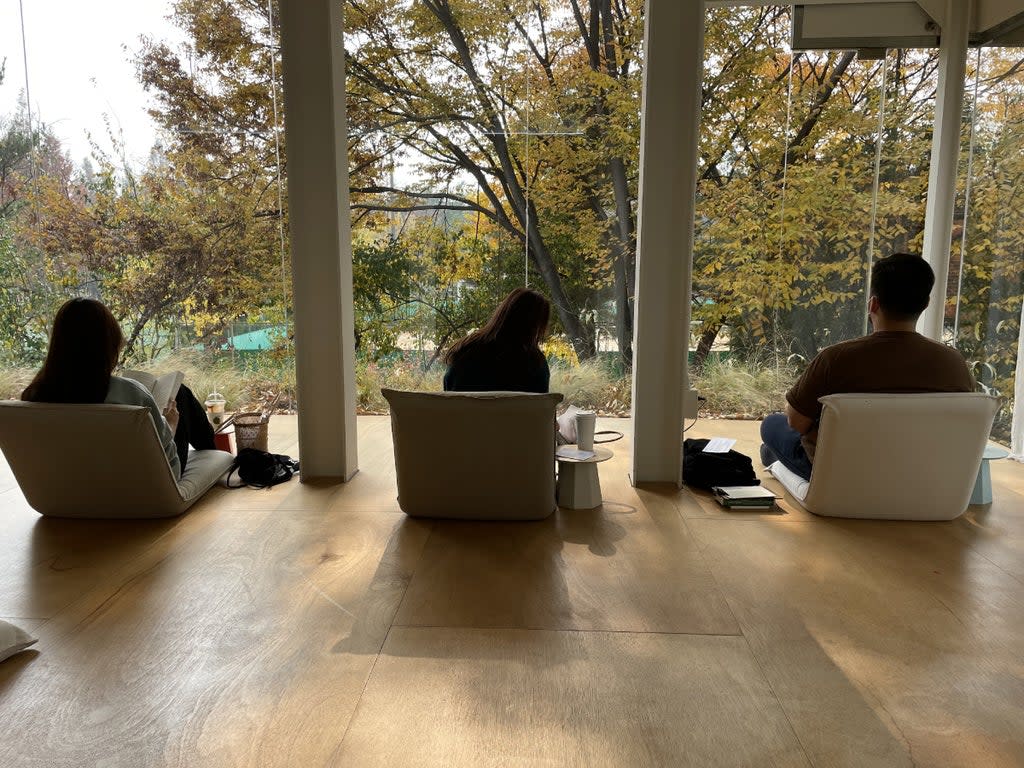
xmin=793 ymin=2 xmax=938 ymax=49
xmin=915 ymin=0 xmax=946 ymax=26
xmin=708 ymin=0 xmax=908 ymax=6
xmin=918 ymin=0 xmax=972 ymax=341
xmin=978 ymin=0 xmax=1024 ymax=31
xmin=799 ymin=3 xmax=932 ymax=37
xmin=631 ymin=0 xmax=703 ymax=485
xmin=279 ymin=0 xmax=358 ymax=480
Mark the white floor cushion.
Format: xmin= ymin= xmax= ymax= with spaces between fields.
xmin=768 ymin=460 xmax=811 ymax=505
xmin=0 ymin=619 xmax=37 ymax=662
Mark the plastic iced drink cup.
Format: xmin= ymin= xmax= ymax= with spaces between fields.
xmin=205 ymin=391 xmax=226 ymax=427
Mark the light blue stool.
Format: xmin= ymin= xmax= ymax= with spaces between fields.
xmin=970 ymin=444 xmax=1011 ymax=505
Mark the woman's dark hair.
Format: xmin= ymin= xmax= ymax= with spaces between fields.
xmin=444 ymin=288 xmax=550 ymax=364
xmin=22 ymin=298 xmax=124 ymax=403
xmin=871 ymin=252 xmax=935 ymax=320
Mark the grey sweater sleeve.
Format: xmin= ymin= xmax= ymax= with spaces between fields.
xmin=106 ymin=376 xmax=182 ymax=480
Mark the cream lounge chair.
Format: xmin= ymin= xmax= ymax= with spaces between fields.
xmin=0 ymin=401 xmax=234 ymax=518
xmin=383 ymin=389 xmax=563 ymax=520
xmin=768 ymin=392 xmax=999 ymax=520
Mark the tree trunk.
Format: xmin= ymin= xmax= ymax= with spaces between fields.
xmin=597 ymin=0 xmax=636 ymax=367
xmin=777 ymin=51 xmax=857 ymax=178
xmin=423 ymin=0 xmax=593 ymax=360
xmin=524 ymin=200 xmax=594 ymax=360
xmin=608 ymin=156 xmax=635 ymax=366
xmin=693 ymin=323 xmax=721 ymax=370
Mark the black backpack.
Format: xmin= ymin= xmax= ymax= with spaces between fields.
xmin=682 ymin=438 xmax=759 ymax=490
xmin=228 ymin=448 xmax=300 ymax=489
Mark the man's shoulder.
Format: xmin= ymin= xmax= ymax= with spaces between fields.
xmin=867 ymin=332 xmax=969 ymax=363
xmin=801 ymin=332 xmax=969 ymax=384
xmin=821 ymin=332 xmax=964 ymax=356
xmin=911 ymin=333 xmax=969 ymax=360
xmin=808 ymin=335 xmax=870 ymax=362
xmin=812 ymin=332 xmax=972 ymax=391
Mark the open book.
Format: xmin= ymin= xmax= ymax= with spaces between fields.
xmin=121 ymin=369 xmax=185 ymax=411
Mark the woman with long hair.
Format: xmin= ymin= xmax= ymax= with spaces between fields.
xmin=22 ymin=298 xmax=215 ymax=479
xmin=443 ymin=288 xmax=551 ymax=393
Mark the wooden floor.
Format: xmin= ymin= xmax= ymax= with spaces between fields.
xmin=1 ymin=416 xmax=1023 ymax=767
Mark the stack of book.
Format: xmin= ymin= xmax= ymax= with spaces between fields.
xmin=711 ymin=485 xmax=778 ymax=510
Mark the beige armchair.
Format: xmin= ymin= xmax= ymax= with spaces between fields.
xmin=768 ymin=392 xmax=999 ymax=520
xmin=382 ymin=389 xmax=563 ymax=520
xmin=0 ymin=401 xmax=234 ymax=519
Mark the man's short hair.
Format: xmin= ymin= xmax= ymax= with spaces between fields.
xmin=871 ymin=253 xmax=934 ymax=320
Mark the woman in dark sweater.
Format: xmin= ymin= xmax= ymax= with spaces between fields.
xmin=443 ymin=288 xmax=551 ymax=393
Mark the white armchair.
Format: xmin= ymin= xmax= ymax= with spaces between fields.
xmin=0 ymin=401 xmax=234 ymax=519
xmin=382 ymin=389 xmax=563 ymax=520
xmin=769 ymin=393 xmax=998 ymax=520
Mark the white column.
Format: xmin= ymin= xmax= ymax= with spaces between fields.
xmin=1011 ymin=300 xmax=1024 ymax=460
xmin=630 ymin=0 xmax=704 ymax=485
xmin=279 ymin=0 xmax=358 ymax=479
xmin=918 ymin=0 xmax=972 ymax=341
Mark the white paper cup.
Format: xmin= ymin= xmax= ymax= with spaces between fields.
xmin=575 ymin=411 xmax=597 ymax=451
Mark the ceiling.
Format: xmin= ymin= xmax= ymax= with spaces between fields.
xmin=705 ymin=1 xmax=1024 ymax=47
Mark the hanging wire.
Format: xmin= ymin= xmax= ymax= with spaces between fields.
xmin=18 ymin=0 xmax=35 ymax=180
xmin=864 ymin=53 xmax=889 ymax=334
xmin=524 ymin=0 xmax=531 ymax=288
xmin=267 ymin=0 xmax=290 ymax=348
xmin=777 ymin=50 xmax=796 ymax=260
xmin=478 ymin=8 xmax=582 ymax=305
xmin=952 ymin=46 xmax=982 ymax=346
xmin=773 ymin=45 xmax=797 ymax=369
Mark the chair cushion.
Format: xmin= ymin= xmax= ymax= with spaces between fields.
xmin=768 ymin=461 xmax=810 ymax=502
xmin=0 ymin=619 xmax=37 ymax=663
xmin=0 ymin=401 xmax=232 ymax=518
xmin=383 ymin=389 xmax=563 ymax=520
xmin=178 ymin=449 xmax=236 ymax=502
xmin=786 ymin=393 xmax=998 ymax=521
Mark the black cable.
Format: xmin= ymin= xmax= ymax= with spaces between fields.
xmin=682 ymin=397 xmax=706 ymax=434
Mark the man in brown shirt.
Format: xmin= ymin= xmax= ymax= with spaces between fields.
xmin=760 ymin=253 xmax=976 ymax=480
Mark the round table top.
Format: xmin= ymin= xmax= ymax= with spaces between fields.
xmin=983 ymin=444 xmax=1010 ymax=461
xmin=556 ymin=446 xmax=614 ymax=464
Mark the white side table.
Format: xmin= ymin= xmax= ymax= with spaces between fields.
xmin=971 ymin=444 xmax=1010 ymax=505
xmin=556 ymin=446 xmax=613 ymax=510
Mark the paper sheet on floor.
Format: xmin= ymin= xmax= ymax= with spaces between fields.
xmin=702 ymin=437 xmax=736 ymax=454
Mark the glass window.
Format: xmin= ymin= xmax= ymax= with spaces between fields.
xmin=696 ymin=6 xmax=900 ymax=374
xmin=950 ymin=46 xmax=1024 ymax=445
xmin=0 ymin=1 xmax=295 ymax=414
xmin=344 ymin=1 xmax=643 ymax=407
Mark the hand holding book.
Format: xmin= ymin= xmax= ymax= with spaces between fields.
xmin=121 ymin=369 xmax=185 ymax=411
xmin=163 ymin=399 xmax=180 ymax=434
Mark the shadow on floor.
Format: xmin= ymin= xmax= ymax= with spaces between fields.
xmin=0 ymin=648 xmax=40 ymax=698
xmin=25 ymin=516 xmax=181 ymax=619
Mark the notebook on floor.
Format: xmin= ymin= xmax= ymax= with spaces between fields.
xmin=711 ymin=485 xmax=778 ymax=509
